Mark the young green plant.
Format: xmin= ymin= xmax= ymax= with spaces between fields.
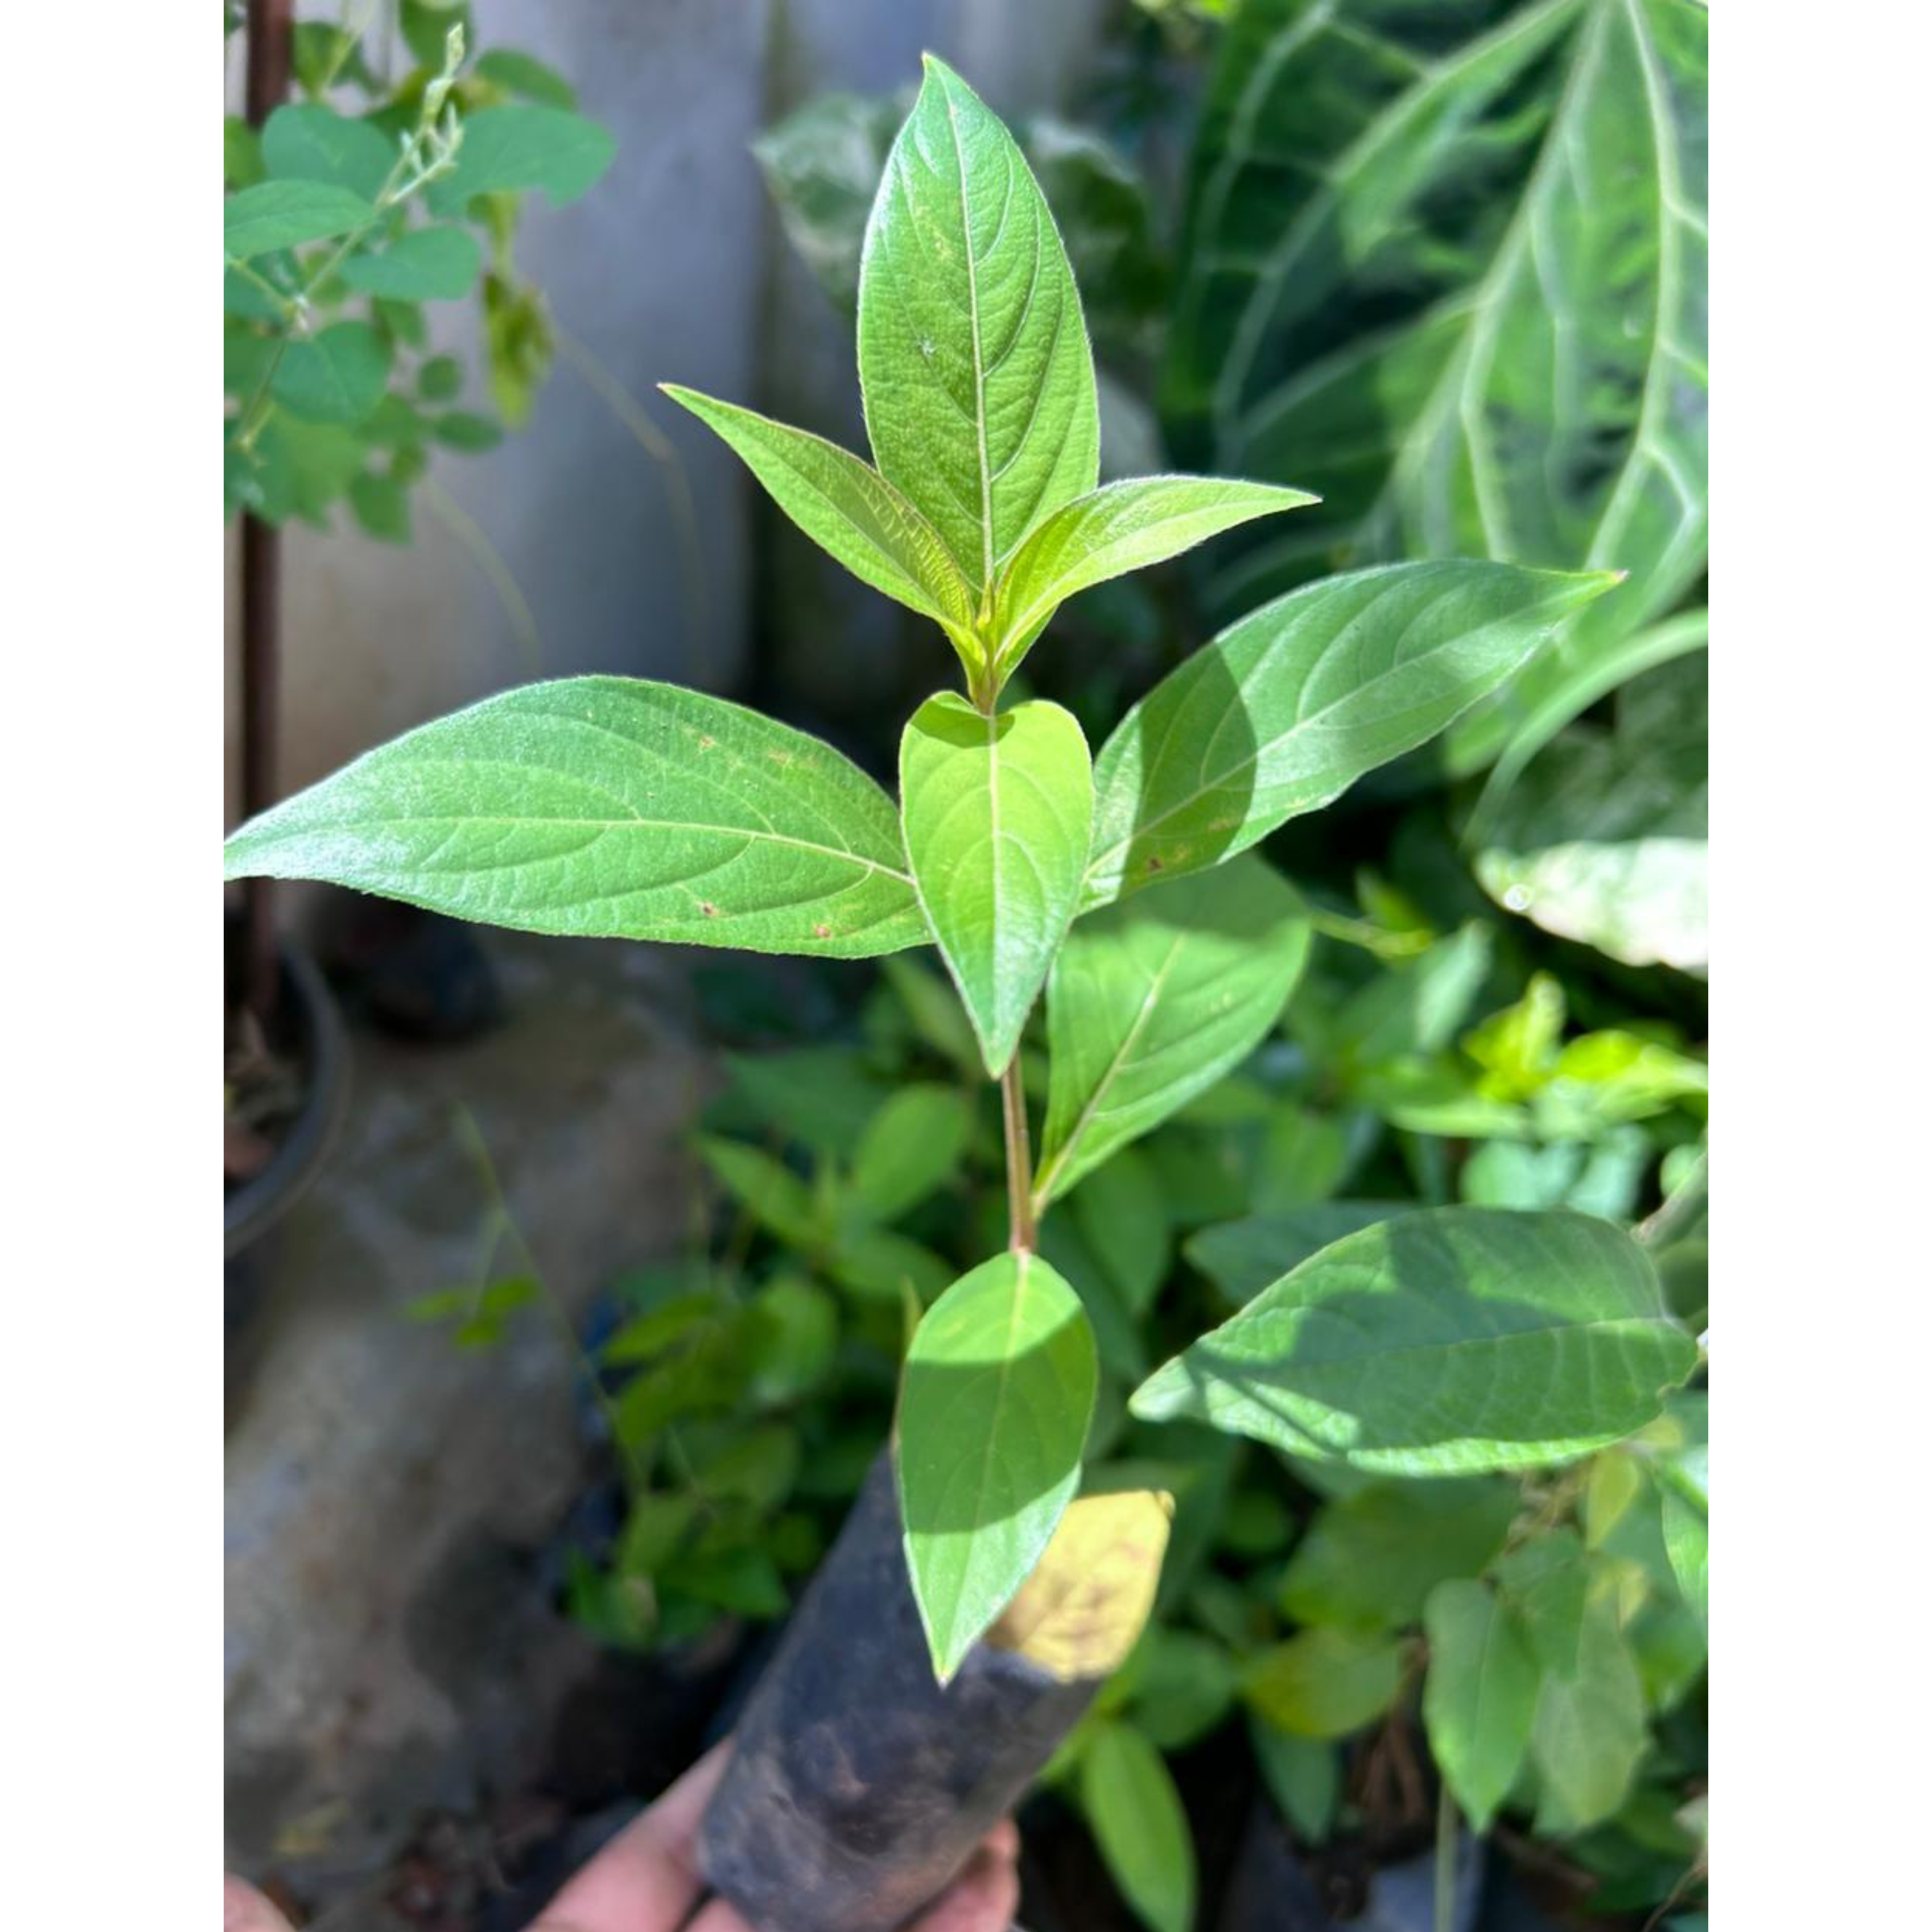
xmin=223 ymin=56 xmax=1695 ymax=1685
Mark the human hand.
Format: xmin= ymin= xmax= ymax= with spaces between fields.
xmin=224 ymin=1874 xmax=295 ymax=1932
xmin=527 ymin=1742 xmax=1020 ymax=1932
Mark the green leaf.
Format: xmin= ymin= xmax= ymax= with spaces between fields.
xmin=991 ymin=476 xmax=1317 ymax=678
xmin=663 ymin=386 xmax=977 ymax=662
xmin=849 ymin=1084 xmax=974 ymax=1223
xmin=430 ymin=410 xmax=504 ymax=451
xmin=1421 ymin=1579 xmax=1539 ymax=1831
xmin=1333 ymin=922 xmax=1495 ymax=1069
xmin=1084 ymin=562 xmax=1615 ymax=905
xmin=1527 ymin=1588 xmax=1648 ymax=1832
xmin=426 ymin=104 xmax=617 ymax=211
xmin=859 ymin=57 xmax=1098 ymax=594
xmin=898 ymin=1250 xmax=1099 ymax=1680
xmin=272 ymin=321 xmax=393 ymax=424
xmin=262 ymin=102 xmax=395 ymax=199
xmin=1037 ymin=854 xmax=1311 ymax=1203
xmin=1069 ymin=1149 xmax=1171 ymax=1319
xmin=473 ymin=48 xmax=579 ymax=110
xmin=1131 ymin=1207 xmax=1697 ymax=1473
xmin=1281 ymin=1480 xmax=1517 ymax=1633
xmin=1078 ymin=1722 xmax=1198 ymax=1932
xmin=615 ymin=1492 xmax=698 ymax=1577
xmin=291 ymin=18 xmax=378 ymax=95
xmin=418 ymin=354 xmax=464 ymax=402
xmin=1243 ymin=1626 xmax=1404 ymax=1739
xmin=338 ymin=225 xmax=484 ymax=299
xmin=1165 ymin=0 xmax=1707 ymax=773
xmin=349 ymin=471 xmax=412 ymax=543
xmin=1656 ymin=1446 xmax=1708 ymax=1629
xmin=754 ymin=89 xmax=904 ymax=317
xmin=1186 ymin=1204 xmax=1404 ymax=1307
xmin=717 ymin=1047 xmax=890 ymax=1159
xmin=223 ymin=677 xmax=930 ymax=958
xmin=900 ymin=694 xmax=1094 ymax=1076
xmin=225 ymin=116 xmax=265 ymax=191
xmin=226 ymin=179 xmax=374 ymax=258
xmin=830 ymin=1227 xmax=954 ymax=1306
xmin=744 ymin=1278 xmax=840 ymax=1405
xmin=1129 ymin=1629 xmax=1238 ymax=1751
xmin=1475 ymin=609 xmax=1710 ymax=821
xmin=1249 ymin=1720 xmax=1340 ymax=1843
xmin=398 ymin=0 xmax=471 ymax=69
xmin=697 ymin=1137 xmax=821 ymax=1249
xmin=1476 ymin=651 xmax=1707 ymax=972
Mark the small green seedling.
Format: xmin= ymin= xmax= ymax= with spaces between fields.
xmin=224 ymin=57 xmax=1694 ymax=1684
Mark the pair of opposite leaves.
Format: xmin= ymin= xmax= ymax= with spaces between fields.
xmin=666 ymin=57 xmax=1316 ymax=1077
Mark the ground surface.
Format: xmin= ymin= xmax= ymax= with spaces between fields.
xmin=225 ymin=929 xmax=715 ymax=1925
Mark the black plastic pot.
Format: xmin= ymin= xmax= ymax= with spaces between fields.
xmin=1218 ymin=1801 xmax=1485 ymax=1932
xmin=225 ymin=939 xmax=348 ymax=1261
xmin=698 ymin=1457 xmax=1100 ymax=1932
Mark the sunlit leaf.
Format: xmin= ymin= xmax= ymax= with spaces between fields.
xmin=898 ymin=1250 xmax=1098 ymax=1679
xmin=900 ymin=693 xmax=1094 ymax=1075
xmin=223 ymin=678 xmax=930 ymax=958
xmin=1132 ymin=1208 xmax=1697 ymax=1473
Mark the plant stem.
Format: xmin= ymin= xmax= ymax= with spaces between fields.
xmin=453 ymin=1106 xmax=650 ymax=1497
xmin=1434 ymin=1780 xmax=1459 ymax=1932
xmin=421 ymin=477 xmax=543 ymax=676
xmin=550 ymin=324 xmax=712 ymax=682
xmin=1001 ymin=1057 xmax=1037 ymax=1253
xmin=237 ymin=0 xmax=294 ymax=1027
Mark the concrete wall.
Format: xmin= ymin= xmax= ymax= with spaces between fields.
xmin=231 ymin=0 xmax=1109 ymax=807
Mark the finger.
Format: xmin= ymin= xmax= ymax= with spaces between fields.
xmin=908 ymin=1842 xmax=1023 ymax=1932
xmin=225 ymin=1875 xmax=295 ymax=1932
xmin=980 ymin=1818 xmax=1021 ymax=1863
xmin=527 ymin=1741 xmax=732 ymax=1932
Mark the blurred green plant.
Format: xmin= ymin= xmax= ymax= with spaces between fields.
xmin=223 ymin=4 xmax=615 ymax=540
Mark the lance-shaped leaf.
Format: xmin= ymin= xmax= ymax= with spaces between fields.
xmin=663 ymin=385 xmax=980 ymax=673
xmin=897 ymin=1250 xmax=1099 ymax=1681
xmin=900 ymin=694 xmax=1094 ymax=1076
xmin=859 ymin=56 xmax=1098 ymax=592
xmin=1130 ymin=1208 xmax=1697 ymax=1474
xmin=223 ymin=677 xmax=929 ymax=958
xmin=990 ymin=476 xmax=1319 ymax=678
xmin=1077 ymin=1723 xmax=1197 ymax=1932
xmin=1036 ymin=855 xmax=1311 ymax=1206
xmin=1422 ymin=1579 xmax=1540 ymax=1831
xmin=1084 ymin=561 xmax=1615 ymax=905
xmin=1165 ymin=0 xmax=1707 ymax=775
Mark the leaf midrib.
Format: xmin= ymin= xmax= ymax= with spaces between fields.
xmin=1036 ymin=927 xmax=1190 ymax=1204
xmin=240 ymin=804 xmax=913 ymax=885
xmin=939 ymin=73 xmax=998 ymax=592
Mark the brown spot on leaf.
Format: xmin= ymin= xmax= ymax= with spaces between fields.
xmin=700 ymin=902 xmax=718 ymax=918
xmin=813 ymin=923 xmax=832 ymax=939
xmin=1145 ymin=855 xmax=1164 ymax=872
xmin=698 ymin=734 xmax=717 ymax=751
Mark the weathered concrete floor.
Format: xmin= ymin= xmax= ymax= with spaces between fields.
xmin=225 ymin=931 xmax=712 ymax=1914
